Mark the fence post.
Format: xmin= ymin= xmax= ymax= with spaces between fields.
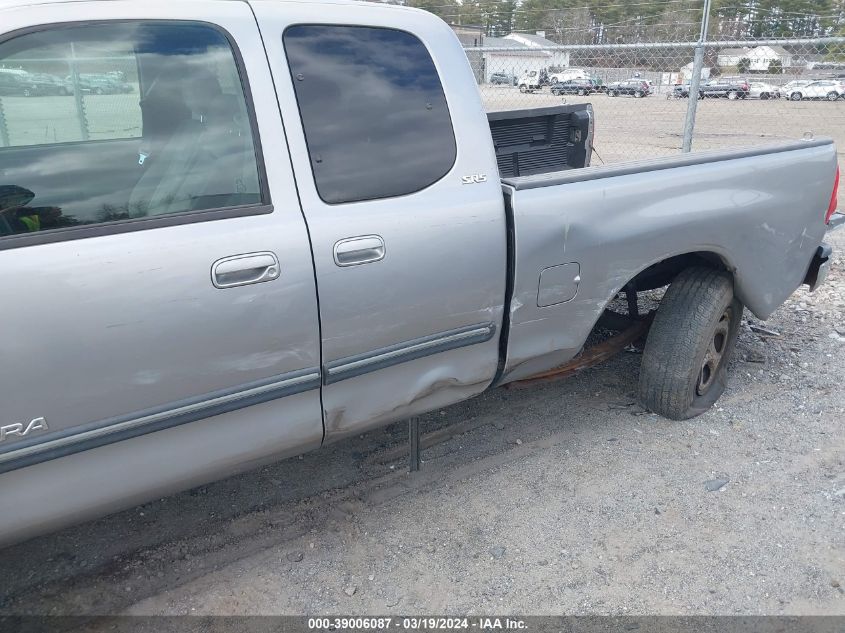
xmin=682 ymin=47 xmax=705 ymax=152
xmin=0 ymin=98 xmax=9 ymax=147
xmin=68 ymin=41 xmax=90 ymax=141
xmin=682 ymin=0 xmax=712 ymax=152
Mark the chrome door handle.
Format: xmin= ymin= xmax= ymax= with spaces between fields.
xmin=212 ymin=252 xmax=280 ymax=289
xmin=333 ymin=235 xmax=385 ymax=267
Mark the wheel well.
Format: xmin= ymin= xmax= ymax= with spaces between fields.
xmin=573 ymin=253 xmax=734 ymax=377
xmin=629 ymin=251 xmax=731 ymax=292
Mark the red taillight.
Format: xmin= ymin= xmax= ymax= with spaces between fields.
xmin=826 ymin=165 xmax=839 ymax=225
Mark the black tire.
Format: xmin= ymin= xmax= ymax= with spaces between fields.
xmin=760 ymin=92 xmax=769 ymax=100
xmin=727 ymin=90 xmax=738 ymax=100
xmin=608 ymin=90 xmax=616 ymax=97
xmin=638 ymin=267 xmax=743 ymax=420
xmin=828 ymin=91 xmax=839 ymax=101
xmin=577 ymin=89 xmax=585 ymax=96
xmin=634 ymin=90 xmax=644 ymax=98
xmin=791 ymin=92 xmax=802 ymax=101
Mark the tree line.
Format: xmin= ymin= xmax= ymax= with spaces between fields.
xmin=403 ymin=0 xmax=845 ymax=42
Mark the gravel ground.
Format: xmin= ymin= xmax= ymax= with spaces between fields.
xmin=1 ymin=225 xmax=842 ymax=617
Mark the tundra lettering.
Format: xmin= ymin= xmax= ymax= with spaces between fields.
xmin=0 ymin=418 xmax=48 ymax=443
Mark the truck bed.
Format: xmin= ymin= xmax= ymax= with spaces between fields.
xmin=498 ymin=138 xmax=837 ymax=382
xmin=487 ymin=104 xmax=593 ymax=178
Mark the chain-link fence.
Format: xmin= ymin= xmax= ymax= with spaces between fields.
xmin=0 ymin=49 xmax=140 ymax=147
xmin=464 ymin=36 xmax=845 ymax=167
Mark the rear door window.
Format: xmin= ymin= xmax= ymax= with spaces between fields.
xmin=283 ymin=24 xmax=456 ymax=204
xmin=0 ymin=21 xmax=262 ymax=239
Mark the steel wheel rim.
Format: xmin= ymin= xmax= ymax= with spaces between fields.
xmin=697 ymin=307 xmax=732 ymax=396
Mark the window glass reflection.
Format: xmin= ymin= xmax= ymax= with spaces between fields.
xmin=0 ymin=22 xmax=262 ymax=238
xmin=284 ymin=25 xmax=457 ymax=204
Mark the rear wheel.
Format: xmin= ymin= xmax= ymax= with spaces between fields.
xmin=828 ymin=91 xmax=839 ymax=101
xmin=634 ymin=90 xmax=644 ymax=98
xmin=608 ymin=90 xmax=616 ymax=97
xmin=727 ymin=90 xmax=738 ymax=100
xmin=760 ymin=92 xmax=769 ymax=100
xmin=519 ymin=84 xmax=527 ymax=93
xmin=638 ymin=267 xmax=743 ymax=420
xmin=577 ymin=89 xmax=585 ymax=96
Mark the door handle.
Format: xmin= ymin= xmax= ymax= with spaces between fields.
xmin=211 ymin=252 xmax=280 ymax=289
xmin=333 ymin=235 xmax=385 ymax=267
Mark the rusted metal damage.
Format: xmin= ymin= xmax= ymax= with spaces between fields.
xmin=504 ymin=311 xmax=655 ymax=389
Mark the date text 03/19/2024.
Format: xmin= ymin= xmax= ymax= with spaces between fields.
xmin=307 ymin=618 xmax=528 ymax=630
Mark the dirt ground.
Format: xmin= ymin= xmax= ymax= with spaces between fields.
xmin=1 ymin=224 xmax=842 ymax=616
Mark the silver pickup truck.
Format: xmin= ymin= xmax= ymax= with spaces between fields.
xmin=0 ymin=0 xmax=837 ymax=546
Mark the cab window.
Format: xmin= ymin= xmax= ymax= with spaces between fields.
xmin=284 ymin=24 xmax=456 ymax=204
xmin=0 ymin=21 xmax=263 ymax=239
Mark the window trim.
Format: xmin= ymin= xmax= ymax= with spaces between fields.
xmin=0 ymin=19 xmax=272 ymax=250
xmin=282 ymin=23 xmax=458 ymax=206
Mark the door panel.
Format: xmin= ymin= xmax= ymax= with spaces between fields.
xmin=254 ymin=4 xmax=507 ymax=440
xmin=0 ymin=2 xmax=322 ymax=471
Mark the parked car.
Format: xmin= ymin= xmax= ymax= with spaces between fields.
xmin=700 ymin=77 xmax=750 ymax=99
xmin=517 ymin=70 xmax=542 ymax=92
xmin=786 ymin=79 xmax=845 ymax=101
xmin=638 ymin=78 xmax=653 ymax=94
xmin=780 ymin=80 xmax=812 ymax=95
xmin=0 ymin=69 xmax=34 ymax=96
xmin=66 ymin=72 xmax=133 ymax=94
xmin=606 ymin=79 xmax=650 ymax=97
xmin=0 ymin=0 xmax=837 ymax=546
xmin=668 ymin=82 xmax=691 ymax=98
xmin=489 ymin=72 xmax=516 ymax=86
xmin=547 ymin=68 xmax=590 ymax=84
xmin=748 ymin=81 xmax=781 ymax=100
xmin=550 ymin=78 xmax=603 ymax=96
xmin=26 ymin=72 xmax=72 ymax=96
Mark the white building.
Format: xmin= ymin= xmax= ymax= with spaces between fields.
xmin=481 ymin=32 xmax=570 ymax=83
xmin=679 ymin=62 xmax=711 ymax=82
xmin=504 ymin=32 xmax=570 ymax=70
xmin=717 ymin=45 xmax=792 ymax=71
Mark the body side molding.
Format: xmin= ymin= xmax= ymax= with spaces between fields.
xmin=0 ymin=368 xmax=321 ymax=474
xmin=323 ymin=323 xmax=497 ymax=385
